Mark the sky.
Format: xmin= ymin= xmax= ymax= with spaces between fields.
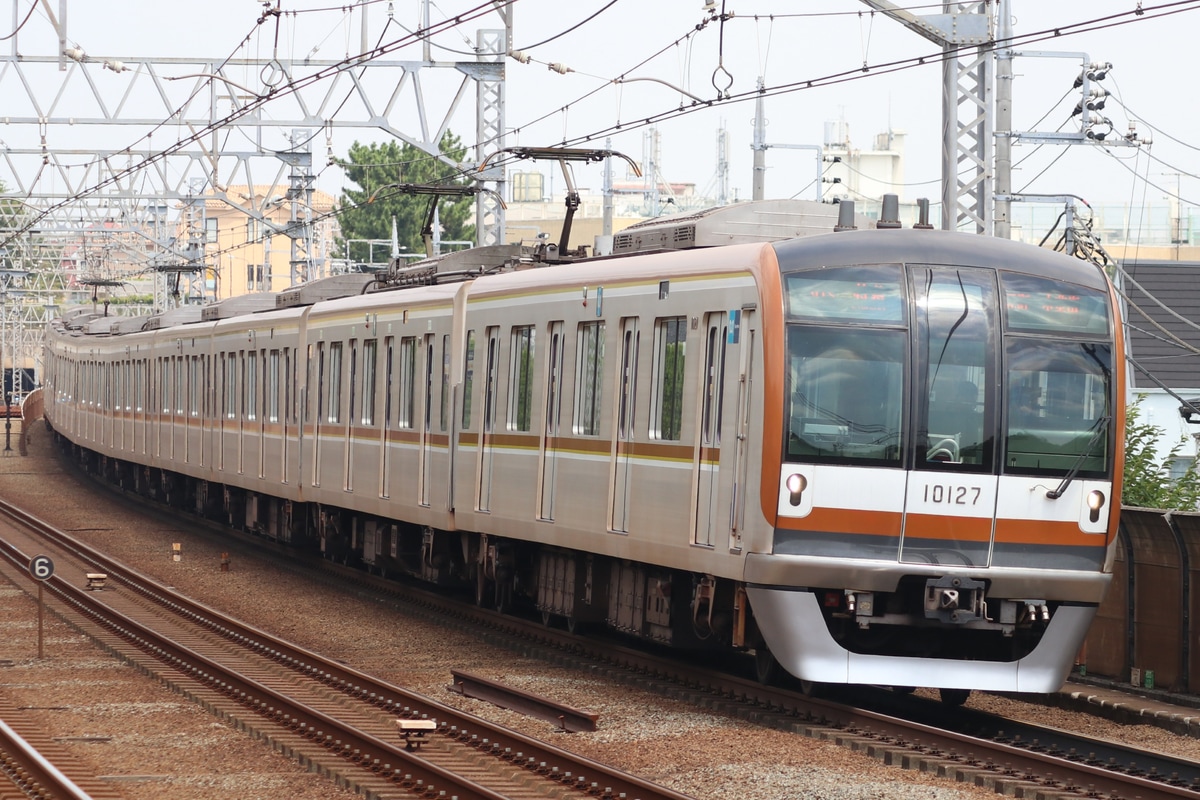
xmin=5 ymin=0 xmax=1200 ymax=230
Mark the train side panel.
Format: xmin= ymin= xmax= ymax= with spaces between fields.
xmin=451 ymin=245 xmax=775 ymax=581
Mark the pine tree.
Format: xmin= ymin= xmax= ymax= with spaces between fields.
xmin=336 ymin=133 xmax=475 ymax=264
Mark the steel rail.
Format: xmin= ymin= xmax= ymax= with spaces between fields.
xmin=0 ymin=717 xmax=94 ymax=800
xmin=0 ymin=496 xmax=697 ymax=800
xmin=29 ymin=467 xmax=1200 ymax=799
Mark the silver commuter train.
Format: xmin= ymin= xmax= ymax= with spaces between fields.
xmin=43 ymin=199 xmax=1125 ymax=695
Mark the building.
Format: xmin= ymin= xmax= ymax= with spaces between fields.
xmin=197 ymin=186 xmax=340 ymax=301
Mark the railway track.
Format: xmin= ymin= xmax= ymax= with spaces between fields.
xmin=0 ymin=689 xmax=117 ymax=800
xmin=17 ymin=466 xmax=1200 ymax=800
xmin=0 ymin=497 xmax=696 ymax=800
xmin=193 ymin=521 xmax=1200 ymax=800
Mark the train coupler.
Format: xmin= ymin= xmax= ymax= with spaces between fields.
xmin=924 ymin=575 xmax=987 ymax=624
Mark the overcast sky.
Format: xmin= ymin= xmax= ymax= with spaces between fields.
xmin=8 ymin=0 xmax=1200 ymax=225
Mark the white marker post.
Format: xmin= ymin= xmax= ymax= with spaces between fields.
xmin=28 ymin=555 xmax=54 ymax=659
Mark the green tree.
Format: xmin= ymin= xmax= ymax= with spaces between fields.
xmin=336 ymin=133 xmax=476 ymax=264
xmin=1122 ymin=397 xmax=1200 ymax=510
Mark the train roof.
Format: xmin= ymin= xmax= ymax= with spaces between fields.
xmin=275 ymin=273 xmax=377 ymax=309
xmin=611 ymin=199 xmax=870 ymax=254
xmin=143 ymin=306 xmax=204 ymax=330
xmin=771 ymin=227 xmax=1111 ymax=291
xmin=201 ymin=293 xmax=279 ymax=320
xmin=83 ymin=316 xmax=123 ymax=335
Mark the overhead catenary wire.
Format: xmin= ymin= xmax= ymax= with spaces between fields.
xmin=0 ymin=0 xmax=39 ymax=42
xmin=496 ymin=1 xmax=1200 ymax=164
xmin=0 ymin=0 xmax=510 ymax=253
xmin=11 ymin=0 xmax=1200 ymax=272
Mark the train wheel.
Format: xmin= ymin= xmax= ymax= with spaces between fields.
xmin=541 ymin=610 xmax=552 ymax=627
xmin=754 ymin=646 xmax=780 ymax=685
xmin=565 ymin=616 xmax=579 ymax=635
xmin=939 ymin=688 xmax=970 ymax=706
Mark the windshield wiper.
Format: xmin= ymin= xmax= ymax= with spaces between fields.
xmin=1046 ymin=415 xmax=1111 ymax=499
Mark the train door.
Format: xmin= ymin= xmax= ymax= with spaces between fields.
xmin=218 ymin=352 xmax=229 ymax=471
xmin=248 ymin=350 xmax=261 ymax=475
xmin=265 ymin=349 xmax=280 ymax=480
xmin=379 ymin=336 xmax=394 ymax=498
xmin=692 ymin=312 xmax=729 ymax=547
xmin=477 ymin=327 xmax=500 ymax=512
xmin=279 ymin=348 xmax=289 ymax=483
xmin=311 ymin=342 xmax=325 ymax=488
xmin=138 ymin=358 xmax=147 ymax=456
xmin=900 ymin=266 xmax=999 ymax=567
xmin=159 ymin=357 xmax=170 ymax=459
xmin=729 ymin=309 xmax=754 ymax=551
xmin=188 ymin=354 xmax=199 ymax=465
xmin=610 ymin=317 xmax=639 ymax=533
xmin=537 ymin=321 xmax=564 ymax=520
xmin=419 ymin=333 xmax=435 ymax=506
xmin=344 ymin=340 xmax=356 ymax=492
xmin=197 ymin=355 xmax=207 ymax=468
xmin=173 ymin=354 xmax=183 ymax=461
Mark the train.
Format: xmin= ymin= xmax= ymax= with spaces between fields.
xmin=42 ymin=196 xmax=1125 ymax=699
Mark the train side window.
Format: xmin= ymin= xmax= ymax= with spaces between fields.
xmin=650 ymin=316 xmax=686 ymax=441
xmin=160 ymin=358 xmax=169 ymax=414
xmin=574 ymin=321 xmax=605 ymax=436
xmin=284 ymin=348 xmax=294 ymax=425
xmin=225 ymin=353 xmax=237 ymax=419
xmin=268 ymin=349 xmax=281 ymax=423
xmin=508 ymin=325 xmax=535 ymax=432
xmin=175 ymin=355 xmax=184 ymax=415
xmin=483 ymin=327 xmax=500 ymax=435
xmin=361 ymin=339 xmax=377 ymax=426
xmin=399 ymin=336 xmax=416 ymax=429
xmin=328 ymin=341 xmax=343 ymax=424
xmin=544 ymin=322 xmax=563 ymax=437
xmin=424 ymin=335 xmax=435 ymax=432
xmin=462 ymin=330 xmax=476 ymax=429
xmin=440 ymin=334 xmax=450 ymax=432
xmin=348 ymin=340 xmax=359 ymax=427
xmin=701 ymin=317 xmax=728 ymax=447
xmin=246 ymin=350 xmax=258 ymax=421
xmin=383 ymin=336 xmax=395 ymax=427
xmin=313 ymin=343 xmax=324 ymax=426
xmin=190 ymin=356 xmax=200 ymax=416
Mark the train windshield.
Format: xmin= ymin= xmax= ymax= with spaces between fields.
xmin=914 ymin=268 xmax=996 ymax=472
xmin=1001 ymin=273 xmax=1112 ymax=477
xmin=1004 ymin=339 xmax=1111 ymax=477
xmin=782 ymin=265 xmax=1113 ymax=476
xmin=785 ymin=327 xmax=906 ymax=466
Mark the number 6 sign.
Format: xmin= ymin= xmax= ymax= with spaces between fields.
xmin=29 ymin=554 xmax=55 ymax=581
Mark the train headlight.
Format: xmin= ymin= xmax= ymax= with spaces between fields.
xmin=785 ymin=473 xmax=807 ymax=506
xmin=1087 ymin=490 xmax=1106 ymax=523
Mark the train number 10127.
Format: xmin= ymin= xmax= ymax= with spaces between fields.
xmin=922 ymin=484 xmax=982 ymax=505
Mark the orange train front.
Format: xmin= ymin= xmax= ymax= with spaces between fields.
xmin=748 ymin=228 xmax=1123 ymax=693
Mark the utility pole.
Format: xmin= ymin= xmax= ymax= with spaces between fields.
xmin=751 ymin=77 xmax=823 ymax=202
xmin=862 ymin=1 xmax=994 ymax=233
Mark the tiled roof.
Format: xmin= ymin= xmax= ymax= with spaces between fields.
xmin=1122 ymin=259 xmax=1200 ymax=389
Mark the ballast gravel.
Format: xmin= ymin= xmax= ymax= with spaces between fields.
xmin=3 ymin=419 xmax=1198 ymax=800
